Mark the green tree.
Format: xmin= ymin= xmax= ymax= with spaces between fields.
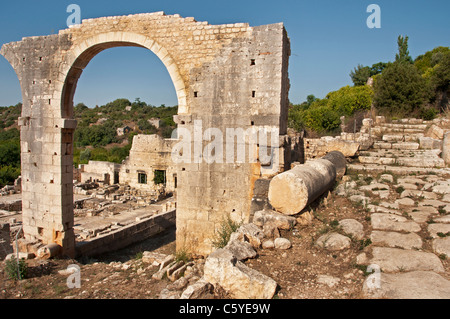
xmin=350 ymin=64 xmax=372 ymax=86
xmin=395 ymin=35 xmax=413 ymax=64
xmin=373 ymin=61 xmax=427 ymax=117
xmin=350 ymin=62 xmax=388 ymax=86
xmin=414 ymin=46 xmax=450 ymax=74
xmin=79 ymin=148 xmax=91 ymax=164
xmin=326 ymin=85 xmax=374 ymax=115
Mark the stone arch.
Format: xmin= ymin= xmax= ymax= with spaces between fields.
xmin=59 ymin=32 xmax=187 ymax=118
xmin=0 ymin=13 xmax=291 ymax=258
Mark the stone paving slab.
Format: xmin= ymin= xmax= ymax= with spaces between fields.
xmin=370 ymin=231 xmax=422 ymax=250
xmin=370 ymin=247 xmax=445 ymax=273
xmin=432 ymin=237 xmax=450 ymax=257
xmin=371 ymin=213 xmax=421 ymax=233
xmin=363 ymin=271 xmax=450 ymax=299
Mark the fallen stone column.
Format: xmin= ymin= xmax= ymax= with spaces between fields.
xmin=443 ymin=132 xmax=450 ymax=167
xmin=37 ymin=243 xmax=61 ymax=259
xmin=268 ymin=151 xmax=345 ymax=215
xmin=322 ymin=150 xmax=347 ymax=178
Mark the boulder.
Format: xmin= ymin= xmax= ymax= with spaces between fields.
xmin=253 ymin=210 xmax=296 ymax=230
xmin=274 ymin=237 xmax=291 ymax=250
xmin=203 ymin=249 xmax=277 ymax=299
xmin=315 ymin=232 xmax=351 ymax=251
xmin=339 ymin=219 xmax=364 ymax=240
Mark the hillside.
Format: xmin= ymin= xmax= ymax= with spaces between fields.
xmin=0 ymin=98 xmax=178 ymax=187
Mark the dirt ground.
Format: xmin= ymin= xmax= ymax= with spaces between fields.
xmin=0 ymin=187 xmax=378 ymax=300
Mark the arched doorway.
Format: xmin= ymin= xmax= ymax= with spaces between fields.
xmin=57 ymin=33 xmax=185 ymax=256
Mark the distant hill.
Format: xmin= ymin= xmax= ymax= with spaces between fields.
xmin=0 ymin=98 xmax=178 ymax=185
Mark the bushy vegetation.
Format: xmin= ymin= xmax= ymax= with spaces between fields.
xmin=0 ymin=98 xmax=178 ymax=185
xmin=289 ymin=36 xmax=449 ymax=135
xmin=5 ymin=257 xmax=28 ymax=280
xmin=289 ymin=85 xmax=374 ymax=134
xmin=0 ymin=128 xmax=20 ymax=187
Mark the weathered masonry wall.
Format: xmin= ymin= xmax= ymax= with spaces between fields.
xmin=0 ymin=12 xmax=292 ymax=257
xmin=120 ymin=134 xmax=177 ymax=193
xmin=76 ymin=210 xmax=176 ymax=257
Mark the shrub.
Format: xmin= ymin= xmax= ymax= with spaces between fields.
xmin=211 ymin=214 xmax=242 ymax=249
xmin=373 ymin=62 xmax=428 ymax=117
xmin=5 ymin=257 xmax=28 ymax=280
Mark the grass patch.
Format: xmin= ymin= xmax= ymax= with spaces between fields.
xmin=175 ymin=247 xmax=192 ymax=263
xmin=5 ymin=257 xmax=28 ymax=281
xmin=395 ymin=186 xmax=405 ymax=194
xmin=211 ymin=214 xmax=242 ymax=249
xmin=358 ymin=238 xmax=372 ymax=250
xmin=437 ymin=232 xmax=450 ymax=238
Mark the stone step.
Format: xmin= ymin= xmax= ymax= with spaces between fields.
xmin=347 ymin=163 xmax=450 ymax=176
xmin=362 ymin=271 xmax=450 ymax=299
xmin=381 ymin=133 xmax=425 ymax=143
xmin=359 ymin=149 xmax=441 ymax=158
xmin=370 ymin=230 xmax=423 ymax=250
xmin=374 ymin=142 xmax=421 ymax=150
xmin=358 ymin=155 xmax=445 ymax=168
xmin=379 ymin=123 xmax=428 ymax=130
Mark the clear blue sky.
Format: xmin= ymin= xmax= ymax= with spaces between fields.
xmin=0 ymin=0 xmax=449 ymax=108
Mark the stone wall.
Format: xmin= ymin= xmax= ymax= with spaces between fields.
xmin=120 ymin=134 xmax=177 ymax=193
xmin=0 ymin=223 xmax=13 ymax=260
xmin=80 ymin=161 xmax=121 ymax=185
xmin=76 ymin=209 xmax=176 ymax=257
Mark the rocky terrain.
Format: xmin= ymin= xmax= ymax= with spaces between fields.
xmin=1 ymin=117 xmax=450 ymax=300
xmin=1 ymin=166 xmax=449 ymax=299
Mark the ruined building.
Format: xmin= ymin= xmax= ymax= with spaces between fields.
xmin=0 ymin=12 xmax=295 ymax=257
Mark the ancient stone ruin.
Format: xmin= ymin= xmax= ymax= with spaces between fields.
xmin=0 ymin=12 xmax=294 ymax=257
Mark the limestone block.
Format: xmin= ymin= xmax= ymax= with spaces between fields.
xmin=225 ymin=238 xmax=257 ymax=261
xmin=432 ymin=237 xmax=450 ymax=257
xmin=443 ymin=132 xmax=450 ymax=167
xmin=180 ymin=278 xmax=214 ymax=299
xmin=427 ymin=124 xmax=444 ymax=140
xmin=315 ymin=232 xmax=351 ymax=251
xmin=363 ymin=271 xmax=450 ymax=299
xmin=203 ymin=249 xmax=277 ymax=299
xmin=370 ymin=230 xmax=422 ymax=249
xmin=369 ymin=247 xmax=444 ymax=273
xmin=339 ymin=219 xmax=364 ymax=240
xmin=419 ymin=137 xmax=443 ymax=150
xmin=252 ymin=210 xmax=296 ymax=230
xmin=371 ymin=213 xmax=421 ymax=233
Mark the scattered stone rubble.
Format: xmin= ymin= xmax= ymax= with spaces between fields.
xmin=148 ymin=211 xmax=299 ymax=299
xmin=1 ymin=180 xmax=176 ymax=261
xmin=1 ymin=116 xmax=450 ymax=299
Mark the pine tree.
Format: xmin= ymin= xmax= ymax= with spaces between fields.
xmin=395 ymin=35 xmax=413 ymax=64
